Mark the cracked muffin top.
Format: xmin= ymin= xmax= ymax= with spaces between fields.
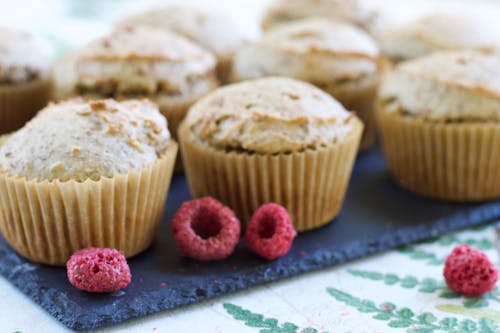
xmin=261 ymin=0 xmax=387 ymax=36
xmin=0 ymin=98 xmax=170 ymax=182
xmin=117 ymin=5 xmax=243 ymax=63
xmin=0 ymin=26 xmax=50 ymax=84
xmin=231 ymin=19 xmax=379 ymax=86
xmin=380 ymin=14 xmax=500 ymax=62
xmin=53 ymin=26 xmax=217 ymax=101
xmin=378 ymin=50 xmax=500 ymax=122
xmin=182 ymin=77 xmax=358 ymax=154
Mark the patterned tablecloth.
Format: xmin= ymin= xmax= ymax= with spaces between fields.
xmin=1 ymin=0 xmax=500 ymax=332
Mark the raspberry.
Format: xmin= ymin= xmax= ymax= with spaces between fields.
xmin=66 ymin=248 xmax=131 ymax=293
xmin=171 ymin=197 xmax=241 ymax=260
xmin=244 ymin=203 xmax=297 ymax=260
xmin=443 ymin=244 xmax=498 ymax=296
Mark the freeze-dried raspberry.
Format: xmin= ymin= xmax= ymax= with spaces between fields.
xmin=171 ymin=197 xmax=241 ymax=260
xmin=66 ymin=248 xmax=131 ymax=293
xmin=244 ymin=203 xmax=297 ymax=260
xmin=443 ymin=244 xmax=498 ymax=296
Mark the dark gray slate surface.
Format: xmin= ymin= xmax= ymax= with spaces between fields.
xmin=0 ymin=149 xmax=499 ymax=331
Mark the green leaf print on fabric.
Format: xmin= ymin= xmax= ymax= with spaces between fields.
xmin=398 ymin=247 xmax=444 ymax=265
xmin=436 ymin=305 xmax=500 ymax=324
xmin=435 ymin=237 xmax=494 ymax=251
xmin=223 ymin=303 xmax=328 ymax=333
xmin=347 ymin=269 xmax=445 ymax=292
xmin=326 ymin=287 xmax=500 ymax=333
xmin=347 ymin=269 xmax=499 ymax=309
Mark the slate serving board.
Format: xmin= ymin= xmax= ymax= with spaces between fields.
xmin=1 ymin=148 xmax=499 ymax=331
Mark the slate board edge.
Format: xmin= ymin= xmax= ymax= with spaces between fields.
xmin=1 ymin=203 xmax=499 ymax=331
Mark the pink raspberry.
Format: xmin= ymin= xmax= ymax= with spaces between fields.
xmin=244 ymin=203 xmax=297 ymax=260
xmin=443 ymin=244 xmax=498 ymax=296
xmin=171 ymin=197 xmax=241 ymax=260
xmin=66 ymin=248 xmax=131 ymax=293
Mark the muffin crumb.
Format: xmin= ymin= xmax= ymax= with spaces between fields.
xmin=127 ymin=138 xmax=144 ymax=152
xmin=50 ymin=162 xmax=65 ymax=174
xmin=90 ymin=100 xmax=107 ymax=111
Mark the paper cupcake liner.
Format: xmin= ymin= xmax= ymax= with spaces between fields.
xmin=216 ymin=56 xmax=233 ymax=85
xmin=0 ymin=142 xmax=178 ymax=266
xmin=323 ymin=78 xmax=377 ymax=151
xmin=0 ymin=79 xmax=51 ymax=134
xmin=179 ymin=120 xmax=363 ymax=231
xmin=376 ymin=104 xmax=500 ymax=201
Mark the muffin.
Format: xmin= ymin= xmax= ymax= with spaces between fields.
xmin=377 ymin=51 xmax=500 ymax=201
xmin=179 ymin=77 xmax=363 ymax=231
xmin=0 ymin=26 xmax=51 ymax=133
xmin=380 ymin=14 xmax=500 ymax=63
xmin=0 ymin=99 xmax=178 ymax=265
xmin=53 ymin=26 xmax=218 ymax=145
xmin=117 ymin=5 xmax=244 ymax=83
xmin=231 ymin=19 xmax=380 ymax=150
xmin=261 ymin=0 xmax=387 ymax=36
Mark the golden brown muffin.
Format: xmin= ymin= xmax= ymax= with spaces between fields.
xmin=377 ymin=51 xmax=500 ymax=201
xmin=53 ymin=26 xmax=218 ymax=144
xmin=179 ymin=77 xmax=363 ymax=231
xmin=0 ymin=26 xmax=51 ymax=133
xmin=0 ymin=98 xmax=178 ymax=265
xmin=231 ymin=18 xmax=380 ymax=150
xmin=380 ymin=14 xmax=500 ymax=63
xmin=117 ymin=5 xmax=244 ymax=84
xmin=261 ymin=0 xmax=388 ymax=36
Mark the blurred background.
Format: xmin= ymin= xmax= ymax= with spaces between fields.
xmin=1 ymin=0 xmax=500 ymax=59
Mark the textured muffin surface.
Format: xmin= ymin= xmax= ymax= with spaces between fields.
xmin=379 ymin=51 xmax=500 ymax=122
xmin=380 ymin=14 xmax=500 ymax=61
xmin=183 ymin=77 xmax=356 ymax=154
xmin=0 ymin=99 xmax=170 ymax=181
xmin=261 ymin=0 xmax=385 ymax=34
xmin=118 ymin=5 xmax=243 ymax=60
xmin=232 ymin=19 xmax=379 ymax=85
xmin=53 ymin=26 xmax=216 ymax=100
xmin=0 ymin=26 xmax=50 ymax=84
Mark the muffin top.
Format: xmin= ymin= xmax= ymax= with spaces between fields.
xmin=232 ymin=19 xmax=379 ymax=85
xmin=183 ymin=77 xmax=357 ymax=154
xmin=0 ymin=99 xmax=171 ymax=182
xmin=261 ymin=0 xmax=386 ymax=35
xmin=53 ymin=26 xmax=216 ymax=99
xmin=380 ymin=14 xmax=500 ymax=62
xmin=379 ymin=51 xmax=500 ymax=122
xmin=0 ymin=26 xmax=50 ymax=84
xmin=117 ymin=5 xmax=243 ymax=61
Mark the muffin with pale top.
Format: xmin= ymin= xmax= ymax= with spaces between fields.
xmin=117 ymin=5 xmax=244 ymax=83
xmin=261 ymin=0 xmax=387 ymax=36
xmin=0 ymin=98 xmax=177 ymax=265
xmin=377 ymin=51 xmax=500 ymax=201
xmin=380 ymin=14 xmax=500 ymax=63
xmin=231 ymin=18 xmax=381 ymax=150
xmin=0 ymin=26 xmax=51 ymax=133
xmin=179 ymin=77 xmax=363 ymax=231
xmin=53 ymin=26 xmax=217 ymax=145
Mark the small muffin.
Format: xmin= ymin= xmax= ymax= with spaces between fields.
xmin=377 ymin=51 xmax=500 ymax=201
xmin=231 ymin=19 xmax=380 ymax=150
xmin=53 ymin=26 xmax=218 ymax=145
xmin=0 ymin=99 xmax=178 ymax=265
xmin=179 ymin=77 xmax=363 ymax=231
xmin=0 ymin=26 xmax=51 ymax=133
xmin=261 ymin=0 xmax=387 ymax=36
xmin=380 ymin=14 xmax=500 ymax=63
xmin=117 ymin=5 xmax=244 ymax=83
